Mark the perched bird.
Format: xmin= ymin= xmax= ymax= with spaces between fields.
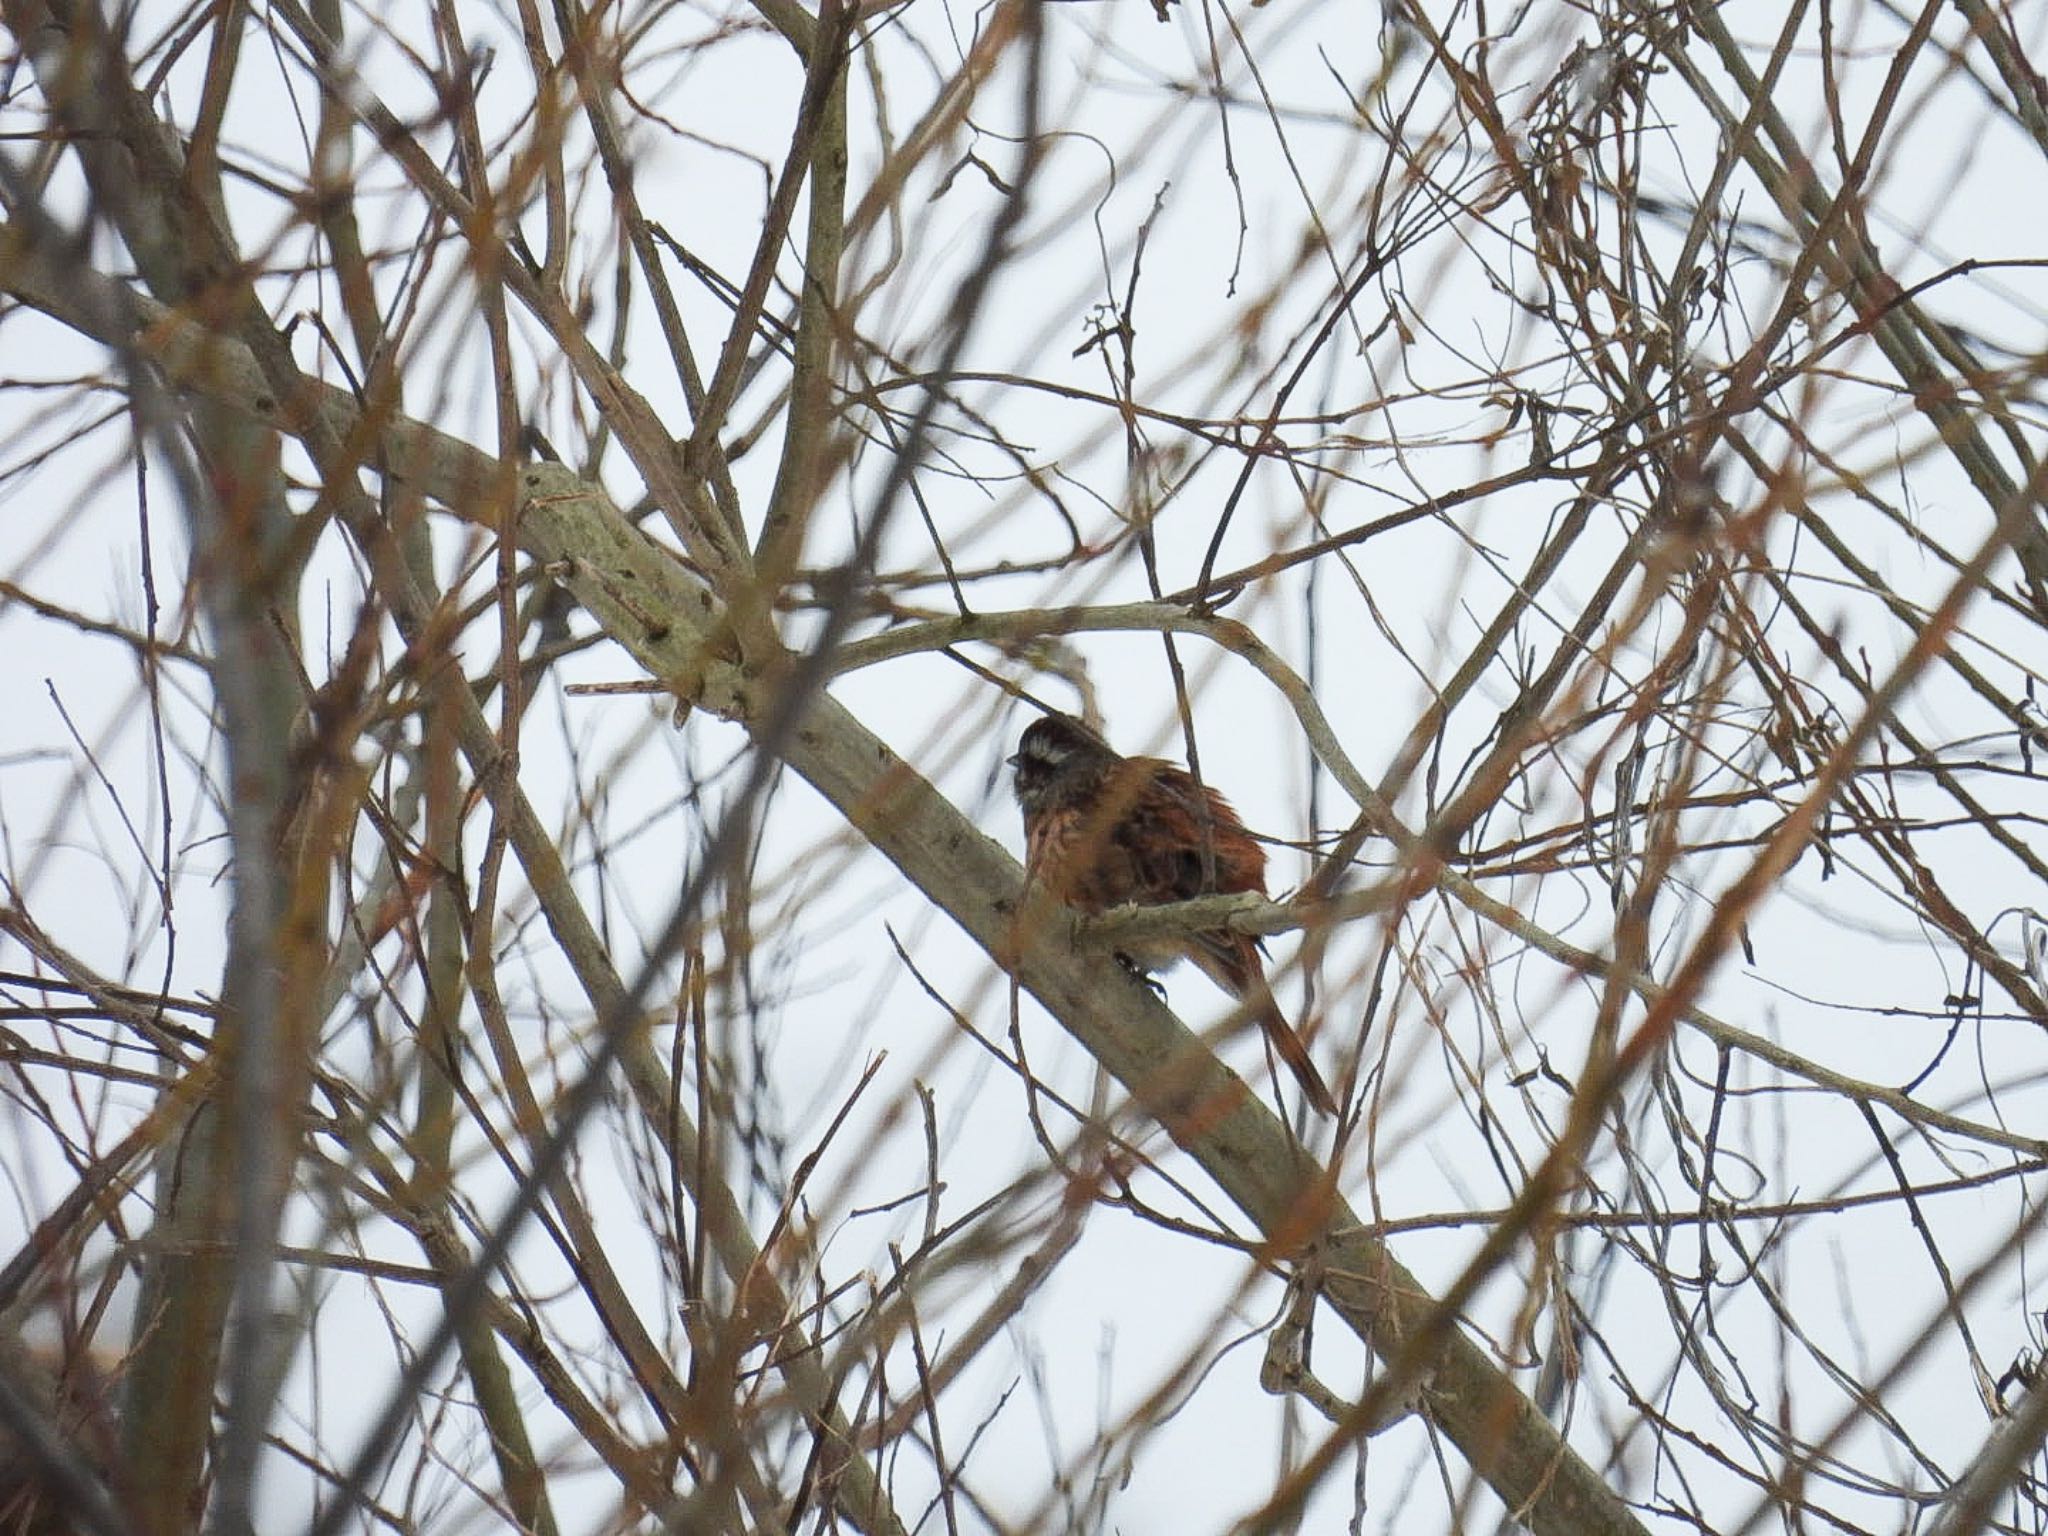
xmin=1008 ymin=713 xmax=1337 ymax=1116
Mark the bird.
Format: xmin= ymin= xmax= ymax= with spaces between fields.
xmin=1007 ymin=713 xmax=1338 ymax=1116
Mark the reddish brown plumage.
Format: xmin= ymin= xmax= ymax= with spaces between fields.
xmin=1010 ymin=715 xmax=1337 ymax=1116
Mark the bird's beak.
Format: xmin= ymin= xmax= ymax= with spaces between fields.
xmin=1004 ymin=752 xmax=1022 ymax=769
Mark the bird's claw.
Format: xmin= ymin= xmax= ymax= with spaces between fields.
xmin=1114 ymin=952 xmax=1169 ymax=1000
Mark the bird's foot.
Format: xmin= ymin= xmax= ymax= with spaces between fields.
xmin=1114 ymin=952 xmax=1169 ymax=1000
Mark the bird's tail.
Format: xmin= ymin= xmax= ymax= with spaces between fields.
xmin=1192 ymin=935 xmax=1339 ymax=1117
xmin=1263 ymin=1002 xmax=1338 ymax=1118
